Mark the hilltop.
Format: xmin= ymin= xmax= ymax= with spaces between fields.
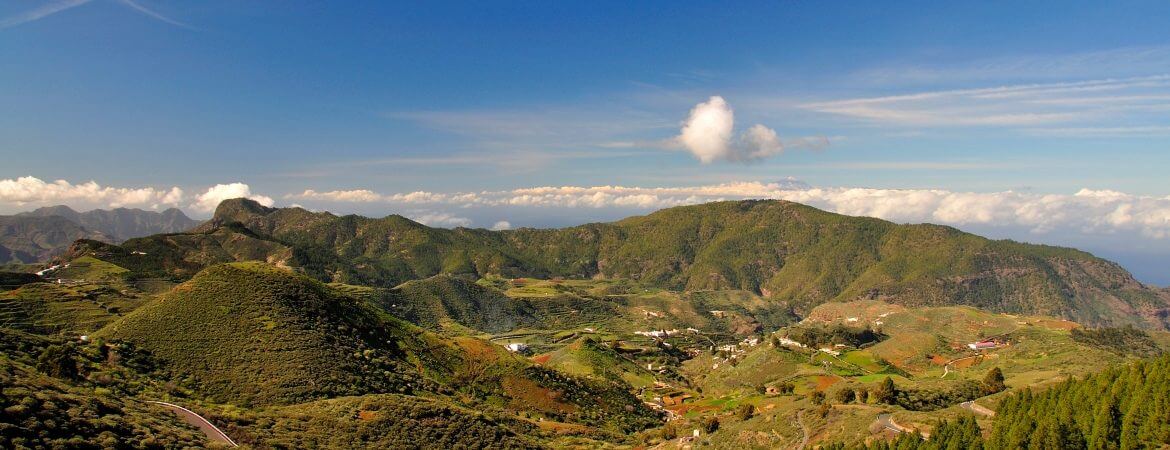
xmin=70 ymin=198 xmax=1170 ymax=329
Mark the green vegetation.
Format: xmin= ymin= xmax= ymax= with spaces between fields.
xmin=210 ymin=394 xmax=540 ymax=449
xmin=785 ymin=323 xmax=884 ymax=348
xmin=1071 ymin=325 xmax=1164 ymax=357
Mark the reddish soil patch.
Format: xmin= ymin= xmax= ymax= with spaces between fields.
xmin=951 ymin=356 xmax=983 ymax=369
xmin=668 ymin=404 xmax=718 ymax=415
xmin=815 ymin=375 xmax=841 ymax=391
xmin=357 ymin=410 xmax=378 ymax=421
xmin=929 ymin=355 xmax=948 ymax=365
xmin=532 ymin=354 xmax=552 ymax=365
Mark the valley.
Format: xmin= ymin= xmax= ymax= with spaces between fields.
xmin=2 ymin=199 xmax=1169 ymax=448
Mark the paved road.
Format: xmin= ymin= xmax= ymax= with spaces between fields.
xmin=960 ymin=400 xmax=996 ymax=417
xmin=146 ymin=401 xmax=237 ymax=447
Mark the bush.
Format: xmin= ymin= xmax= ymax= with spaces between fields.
xmin=835 ymin=388 xmax=856 ymax=404
xmin=737 ymin=404 xmax=755 ymax=421
xmin=702 ymin=416 xmax=720 ymax=434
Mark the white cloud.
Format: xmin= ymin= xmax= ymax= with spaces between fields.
xmin=190 ymin=183 xmax=274 ymax=213
xmin=290 ymin=189 xmax=383 ymax=202
xmin=677 ymin=96 xmax=736 ymax=163
xmin=284 ymin=180 xmax=1170 ymax=239
xmin=409 ymin=212 xmax=472 ymax=228
xmin=491 ymin=221 xmax=512 ymax=231
xmin=0 ymin=176 xmax=183 ymax=210
xmin=673 ymin=96 xmax=826 ymax=163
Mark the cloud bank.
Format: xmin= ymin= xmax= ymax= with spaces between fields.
xmin=674 ymin=96 xmax=827 ymax=163
xmin=0 ymin=176 xmax=272 ymax=216
xmin=287 ymin=181 xmax=1170 ymax=239
xmin=0 ymin=176 xmax=183 ymax=210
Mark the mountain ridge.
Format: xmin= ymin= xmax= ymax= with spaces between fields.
xmin=66 ymin=198 xmax=1170 ymax=329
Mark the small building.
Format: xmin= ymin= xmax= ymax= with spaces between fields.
xmin=967 ymin=339 xmax=1000 ymax=350
xmin=505 ymin=343 xmax=529 ymax=353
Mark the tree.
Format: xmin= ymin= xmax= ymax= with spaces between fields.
xmin=702 ymin=416 xmax=720 ymax=434
xmin=873 ymin=377 xmax=896 ymax=404
xmin=983 ymin=367 xmax=1006 ymax=393
xmin=809 ymin=390 xmax=826 ymax=405
xmin=835 ymin=388 xmax=856 ymax=404
xmin=36 ymin=345 xmax=79 ymax=380
xmin=737 ymin=404 xmax=755 ymax=421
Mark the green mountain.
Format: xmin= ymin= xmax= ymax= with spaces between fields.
xmin=18 ymin=205 xmax=201 ymax=243
xmin=79 ymin=198 xmax=1169 ymax=329
xmin=0 ymin=206 xmax=201 ymax=264
xmin=0 ymin=215 xmax=110 ymax=264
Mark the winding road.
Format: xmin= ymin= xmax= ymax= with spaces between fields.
xmin=941 ymin=355 xmax=981 ymax=378
xmin=146 ymin=401 xmax=237 ymax=447
xmin=875 ymin=413 xmax=909 ymax=434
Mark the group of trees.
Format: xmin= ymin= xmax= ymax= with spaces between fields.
xmin=1071 ymin=326 xmax=1163 ymax=358
xmin=785 ymin=324 xmax=885 ymax=349
xmin=831 ymin=355 xmax=1170 ymax=449
xmin=819 ymin=370 xmax=1004 ymax=412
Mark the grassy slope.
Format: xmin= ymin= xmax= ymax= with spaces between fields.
xmin=0 ymin=281 xmax=146 ymax=335
xmin=538 ymin=337 xmax=658 ymax=389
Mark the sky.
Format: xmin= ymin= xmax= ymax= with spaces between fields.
xmin=1 ymin=1 xmax=1169 ymax=284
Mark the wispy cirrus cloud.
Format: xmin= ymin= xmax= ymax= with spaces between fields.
xmin=802 ymin=75 xmax=1170 ymax=128
xmin=0 ymin=0 xmax=91 ymax=30
xmin=0 ymin=0 xmax=195 ymax=31
xmin=116 ymin=0 xmax=196 ymax=30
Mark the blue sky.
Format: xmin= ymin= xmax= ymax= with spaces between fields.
xmin=2 ymin=1 xmax=1170 ymax=283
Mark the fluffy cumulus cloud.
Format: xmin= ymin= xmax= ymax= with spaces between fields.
xmin=490 ymin=221 xmax=512 ymax=231
xmin=285 ymin=180 xmax=1170 ymax=239
xmin=0 ymin=176 xmax=184 ymax=210
xmin=190 ymin=183 xmax=275 ymax=213
xmin=672 ymin=96 xmax=827 ymax=163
